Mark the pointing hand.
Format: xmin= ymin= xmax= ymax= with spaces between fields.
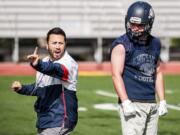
xmin=27 ymin=47 xmax=39 ymax=66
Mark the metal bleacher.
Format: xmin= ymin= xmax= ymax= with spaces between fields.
xmin=0 ymin=0 xmax=124 ymax=38
xmin=0 ymin=0 xmax=180 ymax=62
xmin=150 ymin=0 xmax=180 ymax=38
xmin=0 ymin=0 xmax=180 ymax=38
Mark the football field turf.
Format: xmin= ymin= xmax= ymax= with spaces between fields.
xmin=0 ymin=75 xmax=180 ymax=135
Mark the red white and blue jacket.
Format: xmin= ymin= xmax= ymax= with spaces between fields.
xmin=17 ymin=51 xmax=78 ymax=130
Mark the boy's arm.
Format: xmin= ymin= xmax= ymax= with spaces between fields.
xmin=111 ymin=45 xmax=136 ymax=116
xmin=155 ymin=62 xmax=168 ymax=116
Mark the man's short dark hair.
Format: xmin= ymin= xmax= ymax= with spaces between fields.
xmin=46 ymin=27 xmax=66 ymax=42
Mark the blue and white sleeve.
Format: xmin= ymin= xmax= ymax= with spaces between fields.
xmin=17 ymin=83 xmax=38 ymax=96
xmin=31 ymin=60 xmax=69 ymax=81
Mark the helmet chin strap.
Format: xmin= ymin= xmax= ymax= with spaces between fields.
xmin=128 ymin=30 xmax=149 ymax=45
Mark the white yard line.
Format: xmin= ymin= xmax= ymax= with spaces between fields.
xmin=167 ymin=104 xmax=180 ymax=111
xmin=93 ymin=103 xmax=180 ymax=111
xmin=96 ymin=90 xmax=180 ymax=111
xmin=96 ymin=90 xmax=117 ymax=98
xmin=166 ymin=89 xmax=174 ymax=94
xmin=78 ymin=107 xmax=87 ymax=112
xmin=94 ymin=103 xmax=118 ymax=111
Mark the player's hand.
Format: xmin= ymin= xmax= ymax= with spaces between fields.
xmin=158 ymin=100 xmax=168 ymax=116
xmin=122 ymin=99 xmax=136 ymax=116
xmin=27 ymin=47 xmax=39 ymax=66
xmin=11 ymin=81 xmax=22 ymax=92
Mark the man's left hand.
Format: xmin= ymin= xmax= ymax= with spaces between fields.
xmin=158 ymin=100 xmax=168 ymax=116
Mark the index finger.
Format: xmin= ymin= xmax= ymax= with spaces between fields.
xmin=33 ymin=46 xmax=38 ymax=55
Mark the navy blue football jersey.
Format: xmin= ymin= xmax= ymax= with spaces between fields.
xmin=111 ymin=34 xmax=161 ymax=101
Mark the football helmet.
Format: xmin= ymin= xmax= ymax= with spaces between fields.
xmin=125 ymin=1 xmax=155 ymax=44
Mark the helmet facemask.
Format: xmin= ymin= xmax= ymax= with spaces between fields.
xmin=126 ymin=20 xmax=150 ymax=45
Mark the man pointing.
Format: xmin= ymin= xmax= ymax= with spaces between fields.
xmin=12 ymin=27 xmax=78 ymax=135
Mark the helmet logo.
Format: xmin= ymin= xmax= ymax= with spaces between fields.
xmin=130 ymin=17 xmax=141 ymax=24
xmin=149 ymin=8 xmax=154 ymax=19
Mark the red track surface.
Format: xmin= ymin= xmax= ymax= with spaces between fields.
xmin=0 ymin=62 xmax=180 ymax=76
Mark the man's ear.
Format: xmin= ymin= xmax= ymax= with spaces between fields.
xmin=46 ymin=43 xmax=48 ymax=50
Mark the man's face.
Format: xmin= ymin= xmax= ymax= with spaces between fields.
xmin=46 ymin=34 xmax=66 ymax=61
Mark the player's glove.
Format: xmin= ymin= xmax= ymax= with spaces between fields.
xmin=158 ymin=100 xmax=168 ymax=116
xmin=122 ymin=99 xmax=136 ymax=116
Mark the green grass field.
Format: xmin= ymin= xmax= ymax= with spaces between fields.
xmin=0 ymin=75 xmax=180 ymax=135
